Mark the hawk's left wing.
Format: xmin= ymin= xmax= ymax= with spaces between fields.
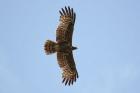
xmin=57 ymin=52 xmax=78 ymax=85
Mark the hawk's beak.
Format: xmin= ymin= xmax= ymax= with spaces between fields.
xmin=72 ymin=46 xmax=77 ymax=50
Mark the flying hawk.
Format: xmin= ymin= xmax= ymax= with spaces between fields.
xmin=44 ymin=6 xmax=78 ymax=86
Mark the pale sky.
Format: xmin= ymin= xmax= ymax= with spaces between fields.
xmin=0 ymin=0 xmax=140 ymax=93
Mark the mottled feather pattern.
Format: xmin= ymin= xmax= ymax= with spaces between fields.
xmin=57 ymin=51 xmax=78 ymax=85
xmin=44 ymin=6 xmax=78 ymax=86
xmin=56 ymin=6 xmax=78 ymax=86
xmin=62 ymin=68 xmax=78 ymax=85
xmin=56 ymin=6 xmax=76 ymax=45
xmin=62 ymin=65 xmax=78 ymax=85
xmin=57 ymin=52 xmax=67 ymax=67
xmin=44 ymin=40 xmax=56 ymax=54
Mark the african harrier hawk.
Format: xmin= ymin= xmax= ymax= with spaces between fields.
xmin=44 ymin=6 xmax=78 ymax=86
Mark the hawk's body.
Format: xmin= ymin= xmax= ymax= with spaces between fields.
xmin=44 ymin=6 xmax=78 ymax=86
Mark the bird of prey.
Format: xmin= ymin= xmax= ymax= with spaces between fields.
xmin=44 ymin=6 xmax=78 ymax=86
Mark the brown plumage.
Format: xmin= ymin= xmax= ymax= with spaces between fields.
xmin=44 ymin=6 xmax=78 ymax=86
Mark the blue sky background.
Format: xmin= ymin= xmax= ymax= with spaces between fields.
xmin=0 ymin=0 xmax=140 ymax=93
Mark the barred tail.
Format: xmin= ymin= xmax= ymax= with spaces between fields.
xmin=44 ymin=40 xmax=56 ymax=55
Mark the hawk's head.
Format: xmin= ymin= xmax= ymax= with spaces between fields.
xmin=72 ymin=46 xmax=77 ymax=50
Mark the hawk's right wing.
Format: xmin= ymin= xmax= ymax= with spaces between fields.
xmin=56 ymin=6 xmax=76 ymax=46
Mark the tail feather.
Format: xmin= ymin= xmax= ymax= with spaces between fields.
xmin=44 ymin=40 xmax=56 ymax=55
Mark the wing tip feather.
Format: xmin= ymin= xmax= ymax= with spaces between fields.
xmin=62 ymin=71 xmax=78 ymax=86
xmin=59 ymin=6 xmax=76 ymax=21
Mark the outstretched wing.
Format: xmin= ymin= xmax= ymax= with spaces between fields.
xmin=57 ymin=52 xmax=78 ymax=85
xmin=56 ymin=6 xmax=76 ymax=45
xmin=56 ymin=6 xmax=78 ymax=85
